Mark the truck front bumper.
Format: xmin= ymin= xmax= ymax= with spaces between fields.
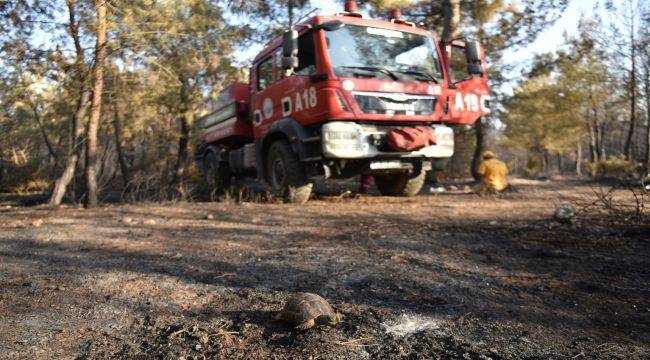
xmin=321 ymin=122 xmax=454 ymax=159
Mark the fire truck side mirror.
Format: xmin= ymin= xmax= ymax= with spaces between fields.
xmin=465 ymin=41 xmax=484 ymax=77
xmin=283 ymin=29 xmax=299 ymax=72
xmin=282 ymin=56 xmax=299 ymax=70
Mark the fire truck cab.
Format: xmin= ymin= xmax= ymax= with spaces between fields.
xmin=195 ymin=1 xmax=490 ymax=203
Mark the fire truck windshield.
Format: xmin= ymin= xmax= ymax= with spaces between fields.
xmin=325 ymin=25 xmax=443 ymax=83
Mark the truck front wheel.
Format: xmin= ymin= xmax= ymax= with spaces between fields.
xmin=374 ymin=169 xmax=426 ymax=197
xmin=266 ymin=140 xmax=313 ymax=204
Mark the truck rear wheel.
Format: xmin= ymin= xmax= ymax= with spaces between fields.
xmin=266 ymin=140 xmax=313 ymax=204
xmin=204 ymin=151 xmax=231 ymax=196
xmin=374 ymin=169 xmax=426 ymax=197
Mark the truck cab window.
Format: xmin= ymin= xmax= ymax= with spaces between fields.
xmin=449 ymin=45 xmax=469 ymax=83
xmin=324 ymin=25 xmax=443 ymax=82
xmin=257 ymin=57 xmax=274 ymax=90
xmin=295 ymin=33 xmax=316 ymax=75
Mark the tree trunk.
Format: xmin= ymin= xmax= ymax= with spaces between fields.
xmin=97 ymin=136 xmax=113 ymax=184
xmin=112 ymin=101 xmax=130 ymax=187
xmin=30 ymin=103 xmax=59 ymax=169
xmin=288 ymin=0 xmax=294 ymax=27
xmin=544 ymin=150 xmax=551 ymax=178
xmin=140 ymin=137 xmax=146 ymax=171
xmin=48 ymin=97 xmax=87 ymax=206
xmin=442 ymin=0 xmax=461 ymax=42
xmin=85 ymin=0 xmax=107 ymax=209
xmin=587 ymin=117 xmax=598 ymax=163
xmin=171 ymin=116 xmax=190 ymax=187
xmin=645 ymin=62 xmax=650 ymax=176
xmin=171 ymin=80 xmax=191 ymax=189
xmin=593 ymin=110 xmax=603 ymax=161
xmin=599 ymin=121 xmax=607 ymax=161
xmin=470 ymin=117 xmax=484 ymax=180
xmin=576 ymin=141 xmax=582 ymax=176
xmin=49 ymin=0 xmax=91 ymax=206
xmin=624 ymin=14 xmax=637 ymax=161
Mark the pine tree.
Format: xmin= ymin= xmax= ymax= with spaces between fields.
xmin=50 ymin=0 xmax=94 ymax=206
xmin=84 ymin=0 xmax=108 ymax=208
xmin=114 ymin=0 xmax=244 ymax=191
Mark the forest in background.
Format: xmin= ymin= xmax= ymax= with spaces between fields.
xmin=0 ymin=0 xmax=648 ymax=207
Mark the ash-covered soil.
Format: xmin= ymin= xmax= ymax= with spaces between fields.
xmin=0 ymin=179 xmax=648 ymax=359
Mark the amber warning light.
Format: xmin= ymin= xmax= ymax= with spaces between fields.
xmin=344 ymin=0 xmax=359 ymax=13
xmin=389 ymin=9 xmax=403 ymax=20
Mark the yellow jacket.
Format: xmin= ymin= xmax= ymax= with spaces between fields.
xmin=477 ymin=158 xmax=509 ymax=192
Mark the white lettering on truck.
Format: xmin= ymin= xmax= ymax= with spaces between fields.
xmin=255 ymin=87 xmax=318 ymax=127
xmin=454 ymin=92 xmax=485 ymax=113
xmin=282 ymin=87 xmax=317 ymax=117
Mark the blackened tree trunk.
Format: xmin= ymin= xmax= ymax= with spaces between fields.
xmin=587 ymin=116 xmax=598 ymax=163
xmin=172 ymin=116 xmax=189 ymax=189
xmin=442 ymin=0 xmax=460 ymax=42
xmin=644 ymin=57 xmax=650 ymax=176
xmin=171 ymin=79 xmax=190 ymax=189
xmin=470 ymin=117 xmax=484 ymax=180
xmin=624 ymin=15 xmax=637 ymax=161
xmin=85 ymin=0 xmax=107 ymax=208
xmin=288 ymin=0 xmax=294 ymax=27
xmin=112 ymin=101 xmax=130 ymax=187
xmin=592 ymin=107 xmax=603 ymax=161
xmin=576 ymin=141 xmax=582 ymax=176
xmin=30 ymin=103 xmax=58 ymax=169
xmin=49 ymin=0 xmax=91 ymax=206
xmin=544 ymin=150 xmax=551 ymax=178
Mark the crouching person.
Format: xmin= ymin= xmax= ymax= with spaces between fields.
xmin=476 ymin=151 xmax=509 ymax=194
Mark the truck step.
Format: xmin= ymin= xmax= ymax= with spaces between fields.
xmin=302 ymin=156 xmax=323 ymax=162
xmin=302 ymin=136 xmax=321 ymax=142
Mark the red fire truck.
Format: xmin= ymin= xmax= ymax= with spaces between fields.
xmin=195 ymin=1 xmax=490 ymax=203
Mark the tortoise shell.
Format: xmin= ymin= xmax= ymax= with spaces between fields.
xmin=277 ymin=292 xmax=340 ymax=330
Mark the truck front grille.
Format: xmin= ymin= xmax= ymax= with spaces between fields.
xmin=353 ymin=91 xmax=436 ymax=116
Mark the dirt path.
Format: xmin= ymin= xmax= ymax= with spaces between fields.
xmin=0 ymin=179 xmax=648 ymax=359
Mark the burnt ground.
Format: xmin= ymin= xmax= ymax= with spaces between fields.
xmin=0 ymin=178 xmax=648 ymax=359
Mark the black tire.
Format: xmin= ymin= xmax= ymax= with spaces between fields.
xmin=266 ymin=140 xmax=313 ymax=204
xmin=375 ymin=169 xmax=426 ymax=197
xmin=203 ymin=151 xmax=231 ymax=196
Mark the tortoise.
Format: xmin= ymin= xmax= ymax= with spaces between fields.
xmin=277 ymin=292 xmax=342 ymax=330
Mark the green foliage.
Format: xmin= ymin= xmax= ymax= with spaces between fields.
xmin=0 ymin=159 xmax=50 ymax=194
xmin=229 ymin=0 xmax=312 ymax=40
xmin=503 ymin=10 xmax=649 ymax=176
xmin=502 ymin=49 xmax=605 ymax=156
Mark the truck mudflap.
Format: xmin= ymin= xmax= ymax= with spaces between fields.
xmin=321 ymin=122 xmax=454 ymax=159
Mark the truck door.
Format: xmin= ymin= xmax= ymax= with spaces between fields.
xmin=250 ymin=32 xmax=318 ymax=139
xmin=443 ymin=40 xmax=490 ymax=125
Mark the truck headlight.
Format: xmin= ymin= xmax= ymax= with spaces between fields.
xmin=322 ymin=122 xmax=370 ymax=158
